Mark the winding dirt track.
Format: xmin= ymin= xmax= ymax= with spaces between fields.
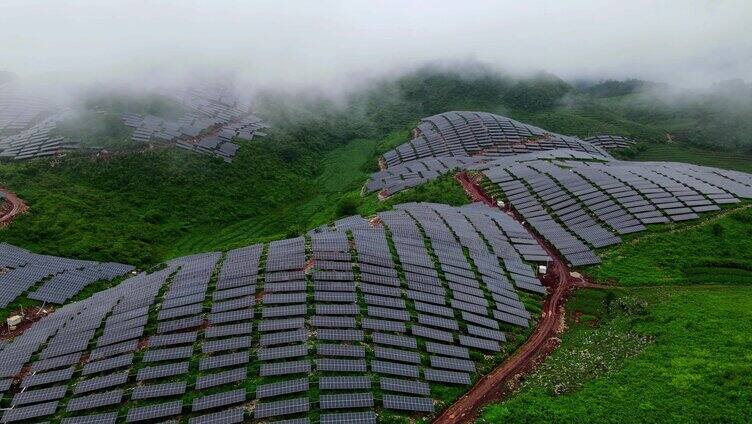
xmin=0 ymin=187 xmax=27 ymax=227
xmin=433 ymin=173 xmax=599 ymax=424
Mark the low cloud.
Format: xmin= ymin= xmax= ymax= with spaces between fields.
xmin=1 ymin=0 xmax=750 ymax=94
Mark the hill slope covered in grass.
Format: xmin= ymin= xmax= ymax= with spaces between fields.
xmin=479 ymin=285 xmax=752 ymax=424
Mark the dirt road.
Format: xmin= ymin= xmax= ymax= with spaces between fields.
xmin=0 ymin=187 xmax=28 ymax=227
xmin=435 ymin=173 xmax=602 ymax=424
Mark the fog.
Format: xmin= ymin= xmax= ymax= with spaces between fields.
xmin=1 ymin=0 xmax=751 ymax=93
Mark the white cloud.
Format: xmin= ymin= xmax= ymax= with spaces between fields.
xmin=1 ymin=0 xmax=750 ymax=90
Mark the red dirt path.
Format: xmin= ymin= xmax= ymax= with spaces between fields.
xmin=435 ymin=173 xmax=603 ymax=424
xmin=0 ymin=187 xmax=28 ymax=227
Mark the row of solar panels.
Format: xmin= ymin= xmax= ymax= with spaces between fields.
xmin=366 ymin=148 xmax=605 ymax=196
xmin=480 ymin=153 xmax=752 ymax=266
xmin=120 ymin=85 xmax=267 ymax=162
xmin=0 ymin=243 xmax=134 ymax=307
xmin=0 ymin=88 xmax=49 ymax=134
xmin=380 ymin=111 xmax=610 ymax=168
xmin=583 ymin=135 xmax=635 ymax=150
xmin=0 ymin=114 xmax=81 ymax=160
xmin=0 ymin=202 xmax=549 ymax=423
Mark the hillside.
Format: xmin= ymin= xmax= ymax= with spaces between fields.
xmin=0 ymin=69 xmax=751 ymax=424
xmin=2 ymin=68 xmax=748 ymax=267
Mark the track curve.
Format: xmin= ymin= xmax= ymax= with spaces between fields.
xmin=0 ymin=187 xmax=28 ymax=227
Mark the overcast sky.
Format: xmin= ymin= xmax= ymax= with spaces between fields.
xmin=2 ymin=0 xmax=751 ymax=91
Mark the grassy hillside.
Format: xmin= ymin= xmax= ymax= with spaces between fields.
xmin=585 ymin=204 xmax=752 ymax=286
xmin=479 ymin=285 xmax=752 ymax=424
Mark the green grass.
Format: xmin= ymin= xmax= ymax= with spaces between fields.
xmin=479 ymin=285 xmax=752 ymax=424
xmin=168 ymin=134 xmax=389 ymax=256
xmin=585 ymin=204 xmax=752 ymax=285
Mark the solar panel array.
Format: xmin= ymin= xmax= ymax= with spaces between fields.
xmin=367 ymin=111 xmax=612 ymax=196
xmin=382 ymin=112 xmax=607 ymax=167
xmin=0 ymin=114 xmax=81 ymax=160
xmin=481 ymin=153 xmax=752 ymax=265
xmin=583 ymin=135 xmax=636 ymax=150
xmin=122 ymin=85 xmax=267 ymax=162
xmin=0 ymin=243 xmax=134 ymax=307
xmin=0 ymin=87 xmax=48 ymax=135
xmin=0 ymin=202 xmax=550 ymax=422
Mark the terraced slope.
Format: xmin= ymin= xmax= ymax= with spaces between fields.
xmin=0 ymin=202 xmax=548 ymax=423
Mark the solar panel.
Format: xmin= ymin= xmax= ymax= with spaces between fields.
xmin=132 ymin=381 xmax=187 ymax=400
xmin=262 ymin=304 xmax=307 ymax=318
xmin=126 ymin=400 xmax=183 ymax=422
xmin=319 ymin=376 xmax=371 ymax=390
xmin=31 ymin=352 xmax=82 ymax=373
xmin=411 ymin=324 xmax=453 ymax=342
xmin=372 ymin=332 xmax=417 ymax=349
xmin=317 ymin=329 xmax=364 ymax=341
xmin=256 ymin=378 xmax=309 ymax=398
xmin=199 ymin=351 xmax=250 ymax=371
xmin=430 ymin=355 xmax=476 ymax=372
xmin=195 ymin=367 xmax=247 ymax=390
xmin=258 ymin=317 xmax=305 ymax=332
xmin=316 ymin=303 xmax=359 ymax=315
xmin=260 ymin=360 xmax=311 ymax=377
xmin=192 ymin=388 xmax=246 ymax=412
xmin=148 ymin=331 xmax=197 ymax=347
xmin=137 ymin=361 xmax=189 ymax=380
xmin=62 ymin=412 xmax=118 ymax=424
xmin=260 ymin=329 xmax=307 ymax=346
xmin=316 ymin=344 xmax=365 ymax=358
xmin=143 ymin=346 xmax=193 ymax=363
xmin=320 ymin=411 xmax=377 ymax=424
xmin=202 ymin=335 xmax=252 ymax=353
xmin=374 ymin=346 xmax=421 ymax=364
xmin=257 ymin=344 xmax=308 ymax=361
xmin=319 ymin=393 xmax=374 ymax=409
xmin=316 ymin=358 xmax=367 ymax=372
xmin=22 ymin=366 xmax=74 ymax=388
xmin=310 ymin=315 xmax=356 ymax=328
xmin=254 ymin=397 xmax=309 ymax=419
xmin=188 ymin=408 xmax=245 ymax=424
xmin=425 ymin=342 xmax=470 ymax=359
xmin=205 ymin=322 xmax=253 ymax=338
xmin=75 ymin=370 xmax=129 ymax=394
xmin=11 ymin=385 xmax=67 ymax=406
xmin=361 ymin=318 xmax=405 ymax=332
xmin=1 ymin=400 xmax=59 ymax=422
xmin=66 ymin=389 xmax=123 ymax=412
xmin=370 ymin=360 xmax=420 ymax=378
xmin=380 ymin=377 xmax=431 ymax=395
xmin=423 ymin=368 xmax=471 ymax=385
xmin=382 ymin=394 xmax=434 ymax=412
xmin=459 ymin=334 xmax=500 ymax=352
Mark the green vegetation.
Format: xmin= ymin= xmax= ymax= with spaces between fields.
xmin=55 ymin=110 xmax=135 ymax=149
xmin=479 ymin=285 xmax=752 ymax=423
xmin=586 ymin=204 xmax=752 ymax=286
